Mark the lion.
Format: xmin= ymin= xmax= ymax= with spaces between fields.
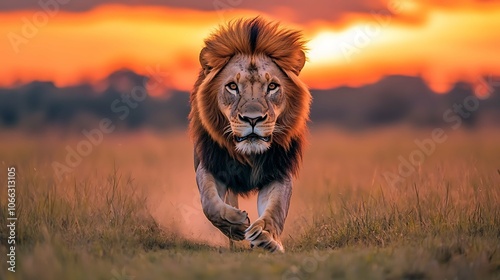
xmin=189 ymin=17 xmax=311 ymax=253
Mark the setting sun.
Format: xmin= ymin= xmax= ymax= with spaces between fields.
xmin=307 ymin=31 xmax=346 ymax=65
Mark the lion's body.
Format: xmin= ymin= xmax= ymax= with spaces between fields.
xmin=189 ymin=17 xmax=311 ymax=252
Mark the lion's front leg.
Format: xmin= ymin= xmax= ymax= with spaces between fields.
xmin=196 ymin=165 xmax=249 ymax=241
xmin=245 ymin=177 xmax=292 ymax=253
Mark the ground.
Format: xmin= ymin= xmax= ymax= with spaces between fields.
xmin=0 ymin=127 xmax=499 ymax=280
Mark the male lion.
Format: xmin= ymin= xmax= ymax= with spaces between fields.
xmin=189 ymin=17 xmax=311 ymax=253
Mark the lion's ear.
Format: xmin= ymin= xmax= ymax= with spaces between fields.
xmin=199 ymin=47 xmax=213 ymax=75
xmin=278 ymin=50 xmax=306 ymax=76
xmin=293 ymin=50 xmax=306 ymax=75
xmin=199 ymin=47 xmax=229 ymax=76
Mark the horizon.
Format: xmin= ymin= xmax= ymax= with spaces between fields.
xmin=2 ymin=68 xmax=497 ymax=97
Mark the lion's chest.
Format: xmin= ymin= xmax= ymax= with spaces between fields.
xmin=212 ymin=159 xmax=263 ymax=194
xmin=202 ymin=146 xmax=273 ymax=194
xmin=196 ymin=132 xmax=299 ymax=195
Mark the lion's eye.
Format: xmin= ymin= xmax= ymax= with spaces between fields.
xmin=225 ymin=82 xmax=239 ymax=93
xmin=268 ymin=82 xmax=279 ymax=91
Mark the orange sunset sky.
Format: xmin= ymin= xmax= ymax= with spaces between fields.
xmin=1 ymin=0 xmax=500 ymax=94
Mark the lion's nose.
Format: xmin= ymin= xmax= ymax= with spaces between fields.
xmin=238 ymin=114 xmax=268 ymax=127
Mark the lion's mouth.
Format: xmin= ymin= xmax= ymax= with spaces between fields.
xmin=234 ymin=133 xmax=271 ymax=143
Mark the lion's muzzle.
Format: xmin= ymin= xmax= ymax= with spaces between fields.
xmin=238 ymin=113 xmax=268 ymax=127
xmin=234 ymin=113 xmax=271 ymax=142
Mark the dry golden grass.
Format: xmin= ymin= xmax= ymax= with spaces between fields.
xmin=0 ymin=127 xmax=499 ymax=279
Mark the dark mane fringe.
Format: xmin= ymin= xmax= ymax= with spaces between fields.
xmin=189 ymin=17 xmax=311 ymax=194
xmin=196 ymin=129 xmax=303 ymax=195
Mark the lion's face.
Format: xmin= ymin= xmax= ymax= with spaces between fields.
xmin=192 ymin=17 xmax=310 ymax=160
xmin=217 ymin=54 xmax=287 ymax=154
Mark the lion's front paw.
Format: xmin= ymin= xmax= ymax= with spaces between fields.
xmin=245 ymin=219 xmax=284 ymax=253
xmin=209 ymin=205 xmax=250 ymax=241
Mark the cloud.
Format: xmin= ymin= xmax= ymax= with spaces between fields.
xmin=0 ymin=0 xmax=442 ymax=24
xmin=1 ymin=0 xmax=497 ymax=31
